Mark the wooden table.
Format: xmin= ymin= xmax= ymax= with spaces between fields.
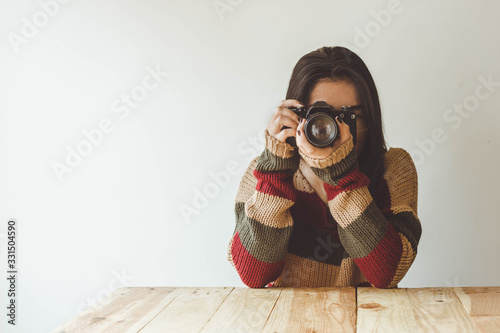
xmin=52 ymin=286 xmax=500 ymax=332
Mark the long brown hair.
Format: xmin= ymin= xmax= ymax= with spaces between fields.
xmin=285 ymin=46 xmax=388 ymax=194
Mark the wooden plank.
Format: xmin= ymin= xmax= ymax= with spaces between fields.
xmin=200 ymin=287 xmax=281 ymax=332
xmin=407 ymin=287 xmax=479 ymax=332
xmin=454 ymin=287 xmax=500 ymax=333
xmin=139 ymin=287 xmax=233 ymax=332
xmin=261 ymin=287 xmax=356 ymax=333
xmin=357 ymin=287 xmax=420 ymax=332
xmin=51 ymin=287 xmax=182 ymax=333
xmin=357 ymin=287 xmax=480 ymax=332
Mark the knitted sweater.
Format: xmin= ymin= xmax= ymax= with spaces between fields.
xmin=227 ymin=129 xmax=422 ymax=289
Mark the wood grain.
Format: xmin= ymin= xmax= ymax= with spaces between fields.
xmin=200 ymin=287 xmax=281 ymax=332
xmin=261 ymin=287 xmax=357 ymax=333
xmin=357 ymin=287 xmax=420 ymax=332
xmin=52 ymin=287 xmax=182 ymax=333
xmin=51 ymin=286 xmax=500 ymax=332
xmin=454 ymin=287 xmax=500 ymax=333
xmin=357 ymin=287 xmax=480 ymax=332
xmin=138 ymin=287 xmax=233 ymax=332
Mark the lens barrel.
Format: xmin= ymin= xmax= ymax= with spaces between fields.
xmin=304 ymin=112 xmax=338 ymax=147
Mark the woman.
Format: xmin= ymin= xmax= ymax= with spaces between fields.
xmin=227 ymin=46 xmax=422 ymax=289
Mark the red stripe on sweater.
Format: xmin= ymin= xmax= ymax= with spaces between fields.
xmin=352 ymin=222 xmax=403 ymax=288
xmin=293 ymin=191 xmax=332 ymax=230
xmin=323 ymin=166 xmax=370 ymax=201
xmin=253 ymin=169 xmax=296 ymax=202
xmin=231 ymin=231 xmax=285 ymax=288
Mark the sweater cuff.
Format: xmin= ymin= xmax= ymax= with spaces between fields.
xmin=298 ymin=134 xmax=359 ymax=184
xmin=255 ymin=129 xmax=299 ymax=174
xmin=264 ymin=129 xmax=296 ymax=159
xmin=298 ymin=133 xmax=354 ymax=169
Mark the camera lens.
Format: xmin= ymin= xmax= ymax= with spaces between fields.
xmin=305 ymin=112 xmax=338 ymax=147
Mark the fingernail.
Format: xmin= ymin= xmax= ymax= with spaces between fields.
xmin=301 ymin=118 xmax=304 ymax=123
xmin=297 ymin=129 xmax=301 ymax=135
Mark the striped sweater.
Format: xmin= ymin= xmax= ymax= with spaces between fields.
xmin=227 ymin=129 xmax=422 ymax=289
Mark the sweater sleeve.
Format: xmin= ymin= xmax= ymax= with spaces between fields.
xmin=227 ymin=129 xmax=299 ymax=288
xmin=298 ymin=134 xmax=422 ymax=289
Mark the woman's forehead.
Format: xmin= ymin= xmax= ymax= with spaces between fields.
xmin=308 ymin=79 xmax=360 ymax=107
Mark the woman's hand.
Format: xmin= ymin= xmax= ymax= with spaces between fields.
xmin=296 ymin=116 xmax=351 ymax=159
xmin=266 ymin=99 xmax=302 ymax=143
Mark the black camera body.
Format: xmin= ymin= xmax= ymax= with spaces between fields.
xmin=283 ymin=100 xmax=358 ymax=148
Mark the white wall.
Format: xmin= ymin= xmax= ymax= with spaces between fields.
xmin=1 ymin=0 xmax=499 ymax=332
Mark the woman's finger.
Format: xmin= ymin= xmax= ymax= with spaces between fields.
xmin=275 ymin=128 xmax=296 ymax=143
xmin=276 ymin=105 xmax=301 ymax=124
xmin=336 ymin=116 xmax=351 ymax=146
xmin=272 ymin=114 xmax=299 ymax=134
xmin=280 ymin=99 xmax=304 ymax=108
xmin=296 ymin=118 xmax=314 ymax=154
xmin=266 ymin=99 xmax=304 ymax=143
